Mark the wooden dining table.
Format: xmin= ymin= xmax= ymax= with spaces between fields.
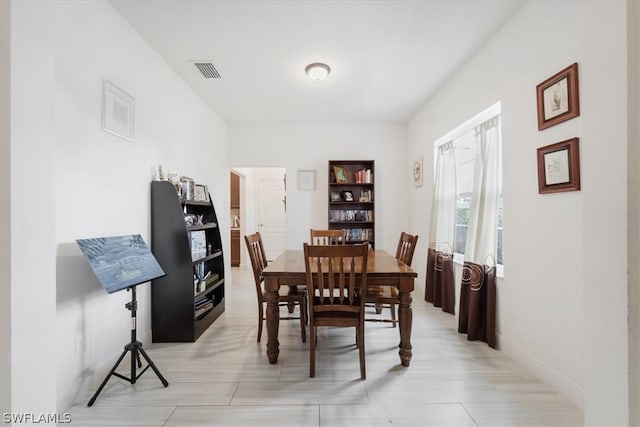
xmin=262 ymin=249 xmax=418 ymax=367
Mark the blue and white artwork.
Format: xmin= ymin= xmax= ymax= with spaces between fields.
xmin=76 ymin=234 xmax=165 ymax=293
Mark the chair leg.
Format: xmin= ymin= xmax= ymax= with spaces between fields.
xmin=358 ymin=325 xmax=366 ymax=379
xmin=257 ymin=303 xmax=264 ymax=342
xmin=390 ymin=303 xmax=397 ymax=328
xmin=375 ymin=303 xmax=383 ymax=315
xmin=302 ymin=295 xmax=308 ymax=325
xmin=310 ymin=326 xmax=316 ymax=378
xmin=299 ymin=299 xmax=306 ymax=343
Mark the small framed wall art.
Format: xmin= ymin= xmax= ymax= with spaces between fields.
xmin=297 ymin=170 xmax=316 ymax=191
xmin=412 ymin=155 xmax=423 ymax=187
xmin=536 ymin=137 xmax=581 ymax=194
xmin=536 ymin=63 xmax=580 ymax=130
xmin=102 ymin=79 xmax=135 ymax=142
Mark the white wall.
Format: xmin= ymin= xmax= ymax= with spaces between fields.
xmin=10 ymin=0 xmax=229 ymax=412
xmin=409 ymin=1 xmax=635 ymax=423
xmin=581 ymin=2 xmax=631 ymax=424
xmin=10 ymin=0 xmax=57 ymax=415
xmin=627 ymin=3 xmax=640 ymax=424
xmin=229 ymin=124 xmax=409 ymax=255
xmin=0 ymin=0 xmax=11 ymax=417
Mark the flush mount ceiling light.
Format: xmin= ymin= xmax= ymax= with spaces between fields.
xmin=305 ymin=63 xmax=331 ymax=82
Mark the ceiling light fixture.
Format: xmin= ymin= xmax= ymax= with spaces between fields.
xmin=305 ymin=63 xmax=331 ymax=82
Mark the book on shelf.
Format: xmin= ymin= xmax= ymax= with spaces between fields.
xmin=354 ymin=168 xmax=373 ymax=184
xmin=329 ymin=210 xmax=373 ymax=222
xmin=344 ymin=228 xmax=374 ymax=242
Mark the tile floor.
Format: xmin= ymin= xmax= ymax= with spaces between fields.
xmin=66 ymin=266 xmax=583 ymax=426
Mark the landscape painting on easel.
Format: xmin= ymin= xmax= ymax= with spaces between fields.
xmin=76 ymin=234 xmax=165 ymax=293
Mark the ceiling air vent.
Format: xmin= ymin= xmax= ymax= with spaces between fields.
xmin=193 ymin=62 xmax=221 ymax=79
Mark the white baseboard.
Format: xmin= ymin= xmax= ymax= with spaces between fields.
xmin=498 ymin=332 xmax=584 ymax=408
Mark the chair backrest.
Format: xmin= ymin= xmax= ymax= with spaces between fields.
xmin=244 ymin=232 xmax=268 ymax=301
xmin=303 ymin=243 xmax=368 ymax=316
xmin=310 ymin=229 xmax=346 ymax=245
xmin=395 ymin=232 xmax=419 ymax=266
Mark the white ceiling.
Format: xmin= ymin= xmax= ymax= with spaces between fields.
xmin=109 ymin=0 xmax=525 ymax=124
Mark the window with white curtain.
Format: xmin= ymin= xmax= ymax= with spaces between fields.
xmin=434 ymin=103 xmax=503 ymax=267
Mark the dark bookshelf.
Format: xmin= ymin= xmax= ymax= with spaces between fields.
xmin=150 ymin=180 xmax=225 ymax=342
xmin=328 ymin=160 xmax=375 ymax=249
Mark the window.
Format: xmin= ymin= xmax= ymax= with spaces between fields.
xmin=434 ymin=103 xmax=503 ymax=267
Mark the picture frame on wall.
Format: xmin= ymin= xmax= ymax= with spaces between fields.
xmin=297 ymin=170 xmax=316 ymax=191
xmin=536 ymin=63 xmax=580 ymax=131
xmin=412 ymin=155 xmax=423 ymax=188
xmin=536 ymin=137 xmax=581 ymax=194
xmin=102 ymin=79 xmax=135 ymax=142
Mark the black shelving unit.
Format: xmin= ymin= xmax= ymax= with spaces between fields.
xmin=328 ymin=160 xmax=375 ymax=249
xmin=150 ymin=180 xmax=225 ymax=342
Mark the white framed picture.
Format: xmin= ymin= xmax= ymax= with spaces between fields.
xmin=297 ymin=170 xmax=316 ymax=191
xmin=102 ymin=79 xmax=134 ymax=142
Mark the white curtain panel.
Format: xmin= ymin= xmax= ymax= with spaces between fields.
xmin=429 ymin=141 xmax=457 ymax=251
xmin=464 ymin=116 xmax=501 ymax=264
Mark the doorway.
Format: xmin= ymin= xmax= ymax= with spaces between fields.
xmin=230 ymin=167 xmax=287 ymax=266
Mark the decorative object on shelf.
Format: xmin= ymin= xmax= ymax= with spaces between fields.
xmin=151 ymin=165 xmax=165 ymax=181
xmin=102 ymin=79 xmax=134 ymax=142
xmin=412 ymin=155 xmax=423 ymax=188
xmin=305 ymin=62 xmax=330 ymax=82
xmin=536 ymin=137 xmax=581 ymax=194
xmin=536 ymin=63 xmax=580 ymax=130
xmin=181 ymin=176 xmax=195 ymax=200
xmin=330 ymin=191 xmax=341 ymax=202
xmin=190 ymin=230 xmax=207 ymax=261
xmin=342 ymin=191 xmax=354 ymax=202
xmin=297 ymin=169 xmax=316 ymax=191
xmin=194 ymin=184 xmax=208 ymax=202
xmin=168 ymin=171 xmax=181 ymax=194
xmin=333 ymin=166 xmax=348 ymax=183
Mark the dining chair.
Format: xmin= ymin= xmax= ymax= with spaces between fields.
xmin=245 ymin=232 xmax=306 ymax=343
xmin=303 ymin=242 xmax=369 ymax=379
xmin=365 ymin=232 xmax=418 ymax=327
xmin=310 ymin=229 xmax=346 ymax=245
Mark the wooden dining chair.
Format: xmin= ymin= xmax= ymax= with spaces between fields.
xmin=365 ymin=232 xmax=418 ymax=327
xmin=245 ymin=232 xmax=306 ymax=343
xmin=310 ymin=229 xmax=346 ymax=245
xmin=303 ymin=242 xmax=369 ymax=379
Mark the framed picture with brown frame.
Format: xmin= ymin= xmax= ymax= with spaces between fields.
xmin=536 ymin=63 xmax=580 ymax=130
xmin=536 ymin=137 xmax=581 ymax=194
xmin=333 ymin=166 xmax=348 ymax=184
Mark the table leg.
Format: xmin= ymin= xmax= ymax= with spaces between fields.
xmin=398 ymin=278 xmax=413 ymax=367
xmin=265 ymin=277 xmax=280 ymax=364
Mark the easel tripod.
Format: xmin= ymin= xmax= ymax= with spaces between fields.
xmin=88 ymin=285 xmax=168 ymax=406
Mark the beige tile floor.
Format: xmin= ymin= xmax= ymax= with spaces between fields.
xmin=66 ymin=266 xmax=583 ymax=426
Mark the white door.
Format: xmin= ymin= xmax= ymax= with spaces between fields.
xmin=257 ymin=178 xmax=286 ymax=261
